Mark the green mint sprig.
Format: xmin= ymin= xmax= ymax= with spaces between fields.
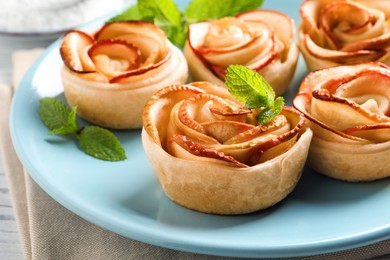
xmin=39 ymin=98 xmax=127 ymax=161
xmin=184 ymin=0 xmax=264 ymax=23
xmin=225 ymin=65 xmax=284 ymax=125
xmin=107 ymin=0 xmax=264 ymax=47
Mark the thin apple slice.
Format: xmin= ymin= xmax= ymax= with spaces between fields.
xmin=202 ymin=40 xmax=277 ymax=80
xmin=209 ymin=98 xmax=250 ymax=117
xmin=187 ymin=20 xmax=261 ymax=66
xmin=208 ymin=25 xmax=276 ymax=68
xmin=94 ymin=21 xmax=167 ymax=51
xmin=304 ymin=34 xmax=386 ymax=63
xmin=143 ymin=84 xmax=206 ymax=146
xmin=224 ymin=114 xmax=288 ymax=144
xmin=187 ymin=19 xmax=277 ymax=79
xmin=110 ymin=52 xmax=170 ymax=83
xmin=60 ymin=30 xmax=96 ymax=72
xmin=201 ymin=18 xmax=246 ymax=50
xmin=214 ymin=108 xmax=304 ymax=164
xmin=294 ymin=61 xmax=390 ymax=139
xmin=168 ymin=134 xmax=249 ymax=168
xmin=114 ymin=33 xmax=165 ymax=67
xmin=202 ymin=121 xmax=254 ymax=143
xmin=299 ymin=0 xmax=324 ymax=45
xmin=311 ymin=89 xmax=380 ymax=131
xmin=319 ymin=1 xmax=373 ymax=49
xmin=88 ymin=39 xmax=141 ymax=80
xmin=94 ymin=21 xmax=170 ymax=81
xmin=237 ymin=9 xmax=295 ymax=61
xmin=189 ymin=19 xmax=277 ymax=72
xmin=344 ymin=123 xmax=390 ymax=142
xmin=177 ymin=93 xmax=248 ymax=131
xmin=355 ymin=0 xmax=390 ymax=17
xmin=341 ymin=32 xmax=390 ymax=52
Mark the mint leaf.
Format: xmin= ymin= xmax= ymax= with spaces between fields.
xmin=107 ymin=0 xmax=186 ymax=47
xmin=39 ymin=97 xmax=126 ymax=161
xmin=39 ymin=98 xmax=78 ymax=135
xmin=153 ymin=15 xmax=188 ymax=47
xmin=225 ymin=65 xmax=284 ymax=125
xmin=256 ymin=97 xmax=285 ymax=125
xmin=138 ymin=0 xmax=184 ymax=46
xmin=184 ymin=0 xmax=264 ymax=23
xmin=226 ymin=65 xmax=275 ymax=108
xmin=49 ymin=106 xmax=79 ymax=135
xmin=107 ymin=5 xmax=143 ymax=22
xmin=78 ymin=126 xmax=127 ymax=161
xmin=167 ymin=24 xmax=188 ymax=48
xmin=139 ymin=0 xmax=182 ymax=26
xmin=106 ymin=0 xmax=265 ymax=47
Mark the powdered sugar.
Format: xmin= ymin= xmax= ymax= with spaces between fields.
xmin=0 ymin=0 xmax=134 ymax=33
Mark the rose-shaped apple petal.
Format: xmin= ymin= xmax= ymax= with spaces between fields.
xmin=215 ymin=108 xmax=304 ymax=165
xmin=311 ymin=89 xmax=386 ymax=131
xmin=341 ymin=33 xmax=390 ymax=52
xmin=320 ymin=0 xmax=377 ymax=49
xmin=224 ymin=114 xmax=289 ymax=144
xmin=193 ymin=18 xmax=257 ymax=53
xmin=237 ymin=9 xmax=295 ymax=61
xmin=184 ymin=10 xmax=299 ymax=96
xmin=299 ymin=0 xmax=324 ymax=44
xmin=202 ymin=121 xmax=254 ymax=143
xmin=189 ymin=19 xmax=277 ymax=72
xmin=143 ymin=82 xmax=312 ymax=214
xmin=168 ymin=134 xmax=249 ymax=168
xmin=91 ymin=22 xmax=172 ymax=84
xmin=95 ymin=21 xmax=168 ymax=63
xmin=304 ymin=34 xmax=386 ymax=64
xmin=143 ymin=84 xmax=206 ymax=145
xmin=60 ymin=30 xmax=96 ymax=72
xmin=60 ymin=21 xmax=188 ymax=129
xmin=299 ymin=0 xmax=390 ymax=71
xmin=88 ymin=40 xmax=141 ymax=80
xmin=109 ymin=52 xmax=171 ymax=84
xmin=95 ymin=21 xmax=167 ymax=50
xmin=344 ymin=123 xmax=390 ymax=142
xmin=293 ymin=62 xmax=390 ymax=181
xmin=356 ymin=0 xmax=390 ymax=17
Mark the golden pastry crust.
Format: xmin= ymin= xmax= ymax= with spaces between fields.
xmin=299 ymin=0 xmax=390 ymax=71
xmin=293 ymin=62 xmax=390 ymax=181
xmin=59 ymin=21 xmax=188 ymax=129
xmin=184 ymin=10 xmax=299 ymax=96
xmin=142 ymin=82 xmax=312 ymax=215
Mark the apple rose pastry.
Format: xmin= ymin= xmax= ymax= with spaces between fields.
xmin=293 ymin=62 xmax=390 ymax=182
xmin=299 ymin=0 xmax=390 ymax=71
xmin=60 ymin=21 xmax=188 ymax=129
xmin=184 ymin=10 xmax=299 ymax=96
xmin=142 ymin=71 xmax=312 ymax=214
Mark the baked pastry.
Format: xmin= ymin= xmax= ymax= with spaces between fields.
xmin=299 ymin=0 xmax=390 ymax=71
xmin=293 ymin=62 xmax=390 ymax=181
xmin=60 ymin=21 xmax=188 ymax=129
xmin=184 ymin=10 xmax=299 ymax=96
xmin=142 ymin=81 xmax=312 ymax=215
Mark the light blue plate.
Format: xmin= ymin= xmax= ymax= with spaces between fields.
xmin=10 ymin=0 xmax=390 ymax=258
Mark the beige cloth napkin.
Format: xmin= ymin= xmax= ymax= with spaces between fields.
xmin=1 ymin=49 xmax=390 ymax=260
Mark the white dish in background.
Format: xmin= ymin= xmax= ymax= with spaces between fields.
xmin=0 ymin=0 xmax=134 ymax=85
xmin=0 ymin=0 xmax=133 ymax=34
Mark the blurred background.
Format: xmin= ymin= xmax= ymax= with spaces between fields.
xmin=0 ymin=0 xmax=136 ymax=86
